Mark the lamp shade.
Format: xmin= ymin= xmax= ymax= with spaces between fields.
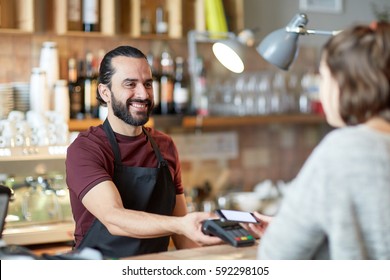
xmin=256 ymin=13 xmax=338 ymax=70
xmin=212 ymin=39 xmax=245 ymax=73
xmin=256 ymin=28 xmax=300 ymax=70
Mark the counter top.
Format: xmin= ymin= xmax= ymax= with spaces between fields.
xmin=125 ymin=241 xmax=259 ymax=260
xmin=3 ymin=222 xmax=74 ymax=246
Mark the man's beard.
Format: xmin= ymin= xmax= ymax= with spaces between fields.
xmin=111 ymin=91 xmax=153 ymax=126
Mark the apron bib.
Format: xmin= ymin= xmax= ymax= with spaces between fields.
xmin=78 ymin=120 xmax=176 ymax=258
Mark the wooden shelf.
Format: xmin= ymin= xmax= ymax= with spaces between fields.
xmin=68 ymin=115 xmax=326 ymax=131
xmin=0 ymin=146 xmax=67 ymax=161
xmin=68 ymin=118 xmax=103 ymax=132
xmin=1 ymin=0 xmax=243 ymax=38
xmin=68 ymin=118 xmax=155 ymax=131
xmin=182 ymin=114 xmax=327 ymax=128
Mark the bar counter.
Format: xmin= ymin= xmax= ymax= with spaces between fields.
xmin=124 ymin=241 xmax=259 ymax=260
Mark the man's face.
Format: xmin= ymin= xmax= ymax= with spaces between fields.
xmin=109 ymin=56 xmax=154 ymax=126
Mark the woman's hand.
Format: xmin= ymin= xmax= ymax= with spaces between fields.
xmin=244 ymin=211 xmax=273 ymax=238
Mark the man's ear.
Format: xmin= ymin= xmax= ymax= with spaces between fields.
xmin=98 ymin=84 xmax=110 ymax=103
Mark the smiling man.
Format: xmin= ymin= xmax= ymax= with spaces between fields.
xmin=65 ymin=46 xmax=221 ymax=258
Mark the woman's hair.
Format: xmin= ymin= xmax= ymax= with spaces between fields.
xmin=322 ymin=21 xmax=390 ymax=125
xmin=96 ymin=45 xmax=148 ymax=106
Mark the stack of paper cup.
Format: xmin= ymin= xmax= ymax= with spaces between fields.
xmin=29 ymin=67 xmax=49 ymax=113
xmin=39 ymin=41 xmax=60 ymax=110
xmin=54 ymin=80 xmax=70 ymax=122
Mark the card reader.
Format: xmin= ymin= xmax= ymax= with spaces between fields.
xmin=201 ymin=219 xmax=255 ymax=247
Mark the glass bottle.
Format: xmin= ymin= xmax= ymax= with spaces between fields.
xmin=173 ymin=56 xmax=189 ymax=115
xmin=159 ymin=46 xmax=175 ymax=115
xmin=82 ymin=0 xmax=99 ymax=32
xmin=147 ymin=51 xmax=161 ymax=115
xmin=83 ymin=51 xmax=99 ymax=118
xmin=68 ymin=57 xmax=85 ymax=119
xmin=68 ymin=0 xmax=82 ymax=31
xmin=155 ymin=5 xmax=168 ymax=35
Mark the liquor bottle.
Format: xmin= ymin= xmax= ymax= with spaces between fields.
xmin=68 ymin=57 xmax=85 ymax=119
xmin=84 ymin=51 xmax=99 ymax=118
xmin=140 ymin=1 xmax=152 ymax=35
xmin=173 ymin=56 xmax=189 ymax=115
xmin=190 ymin=56 xmax=208 ymax=115
xmin=159 ymin=47 xmax=175 ymax=115
xmin=82 ymin=0 xmax=99 ymax=32
xmin=147 ymin=51 xmax=161 ymax=115
xmin=195 ymin=57 xmax=208 ymax=116
xmin=155 ymin=5 xmax=168 ymax=34
xmin=68 ymin=0 xmax=82 ymax=31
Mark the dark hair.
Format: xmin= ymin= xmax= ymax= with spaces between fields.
xmin=322 ymin=21 xmax=390 ymax=125
xmin=97 ymin=45 xmax=148 ymax=105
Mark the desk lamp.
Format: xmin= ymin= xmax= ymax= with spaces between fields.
xmin=211 ymin=29 xmax=256 ymax=73
xmin=257 ymin=13 xmax=340 ymax=70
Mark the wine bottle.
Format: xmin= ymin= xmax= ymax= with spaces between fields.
xmin=84 ymin=51 xmax=99 ymax=118
xmin=82 ymin=0 xmax=99 ymax=32
xmin=68 ymin=57 xmax=85 ymax=119
xmin=155 ymin=5 xmax=168 ymax=34
xmin=68 ymin=0 xmax=82 ymax=31
xmin=159 ymin=47 xmax=175 ymax=115
xmin=173 ymin=57 xmax=189 ymax=115
xmin=147 ymin=52 xmax=161 ymax=115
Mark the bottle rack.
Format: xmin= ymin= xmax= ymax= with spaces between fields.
xmin=0 ymin=0 xmax=244 ymax=38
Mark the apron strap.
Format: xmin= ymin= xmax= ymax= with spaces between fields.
xmin=103 ymin=119 xmax=166 ymax=167
xmin=142 ymin=127 xmax=167 ymax=167
xmin=103 ymin=119 xmax=122 ymax=163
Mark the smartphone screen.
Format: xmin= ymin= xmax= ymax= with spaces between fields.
xmin=216 ymin=209 xmax=259 ymax=223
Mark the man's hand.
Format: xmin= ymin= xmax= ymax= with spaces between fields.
xmin=179 ymin=212 xmax=223 ymax=246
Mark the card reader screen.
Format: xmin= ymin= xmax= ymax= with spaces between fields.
xmin=218 ymin=209 xmax=258 ymax=223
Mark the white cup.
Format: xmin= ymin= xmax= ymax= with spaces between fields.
xmin=7 ymin=111 xmax=25 ymax=122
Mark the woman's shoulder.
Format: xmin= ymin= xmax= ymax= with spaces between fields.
xmin=321 ymin=125 xmax=389 ymax=148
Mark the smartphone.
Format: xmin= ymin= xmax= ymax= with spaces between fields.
xmin=216 ymin=209 xmax=259 ymax=224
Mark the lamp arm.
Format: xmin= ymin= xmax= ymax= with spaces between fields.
xmin=286 ymin=26 xmax=341 ymax=36
xmin=306 ymin=29 xmax=341 ymax=36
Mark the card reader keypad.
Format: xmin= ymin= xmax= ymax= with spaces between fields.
xmin=202 ymin=219 xmax=255 ymax=247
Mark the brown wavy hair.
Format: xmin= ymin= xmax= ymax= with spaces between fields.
xmin=322 ymin=21 xmax=390 ymax=125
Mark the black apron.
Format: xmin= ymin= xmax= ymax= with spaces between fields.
xmin=78 ymin=119 xmax=176 ymax=258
